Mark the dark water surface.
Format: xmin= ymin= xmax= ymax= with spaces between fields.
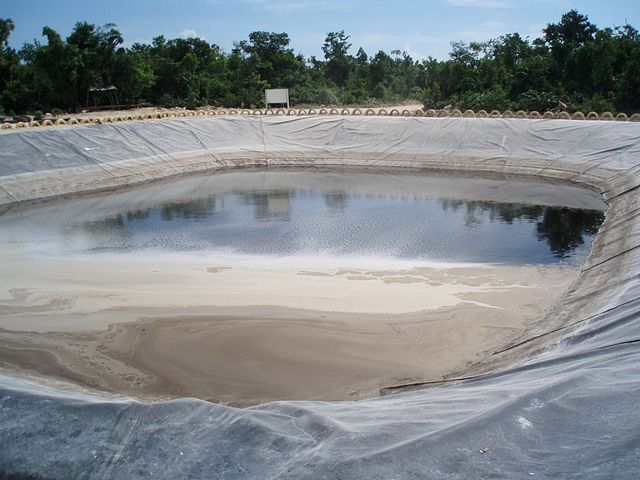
xmin=0 ymin=170 xmax=606 ymax=265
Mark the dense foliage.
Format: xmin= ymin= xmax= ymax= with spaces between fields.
xmin=1 ymin=10 xmax=639 ymax=114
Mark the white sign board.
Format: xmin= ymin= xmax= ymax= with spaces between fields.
xmin=265 ymin=89 xmax=289 ymax=108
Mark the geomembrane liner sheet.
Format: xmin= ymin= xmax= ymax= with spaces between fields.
xmin=0 ymin=116 xmax=639 ymax=479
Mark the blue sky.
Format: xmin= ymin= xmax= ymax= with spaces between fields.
xmin=3 ymin=0 xmax=639 ymax=60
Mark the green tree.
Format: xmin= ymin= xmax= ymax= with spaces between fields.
xmin=614 ymin=23 xmax=640 ymax=112
xmin=0 ymin=19 xmax=20 ymax=113
xmin=113 ymin=44 xmax=155 ymax=104
xmin=322 ymin=31 xmax=352 ymax=88
xmin=543 ymin=10 xmax=597 ymax=88
xmin=1 ymin=10 xmax=639 ymax=114
xmin=237 ymin=32 xmax=304 ymax=88
xmin=67 ymin=22 xmax=124 ymax=107
xmin=148 ymin=36 xmax=230 ymax=107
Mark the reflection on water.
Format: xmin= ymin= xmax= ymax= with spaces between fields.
xmin=441 ymin=200 xmax=604 ymax=258
xmin=70 ymin=186 xmax=604 ymax=265
xmin=161 ymin=197 xmax=217 ymax=221
xmin=324 ymin=192 xmax=349 ymax=215
xmin=537 ymin=208 xmax=603 ymax=257
xmin=242 ymin=191 xmax=292 ymax=221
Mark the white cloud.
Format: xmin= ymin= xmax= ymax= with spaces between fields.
xmin=358 ymin=33 xmax=443 ymax=45
xmin=354 ymin=33 xmax=447 ymax=60
xmin=180 ymin=28 xmax=204 ymax=39
xmin=452 ymin=20 xmax=509 ymax=41
xmin=447 ymin=0 xmax=571 ymax=7
xmin=446 ymin=0 xmax=511 ymax=7
xmin=403 ymin=44 xmax=427 ymax=61
xmin=242 ymin=0 xmax=358 ymax=14
xmin=449 ymin=19 xmax=550 ymax=45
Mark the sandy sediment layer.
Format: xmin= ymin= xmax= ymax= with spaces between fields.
xmin=0 ymin=253 xmax=578 ymax=406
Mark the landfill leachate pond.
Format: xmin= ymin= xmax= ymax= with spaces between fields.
xmin=1 ymin=169 xmax=605 ymax=265
xmin=0 ymin=169 xmax=607 ymax=405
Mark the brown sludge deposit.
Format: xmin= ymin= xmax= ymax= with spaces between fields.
xmin=0 ymin=253 xmax=578 ymax=406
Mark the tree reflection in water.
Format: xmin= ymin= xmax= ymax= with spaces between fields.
xmin=240 ymin=191 xmax=292 ymax=221
xmin=160 ymin=197 xmax=216 ymax=220
xmin=441 ymin=199 xmax=604 ymax=258
xmin=324 ymin=192 xmax=349 ymax=215
xmin=536 ymin=208 xmax=604 ymax=257
xmin=76 ymin=191 xmax=604 ymax=260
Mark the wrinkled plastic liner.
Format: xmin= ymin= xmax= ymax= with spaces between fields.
xmin=1 ymin=116 xmax=639 ymax=479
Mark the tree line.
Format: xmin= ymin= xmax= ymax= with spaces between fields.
xmin=0 ymin=10 xmax=639 ymax=115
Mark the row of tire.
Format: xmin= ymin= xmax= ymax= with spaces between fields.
xmin=2 ymin=108 xmax=639 ymax=129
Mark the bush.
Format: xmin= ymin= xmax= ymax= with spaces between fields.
xmin=517 ymin=89 xmax=558 ymax=112
xmin=341 ymin=92 xmax=356 ymax=105
xmin=289 ymin=84 xmax=316 ymax=105
xmin=462 ymin=88 xmax=511 ymax=111
xmin=570 ymin=93 xmax=616 ymax=114
xmin=158 ymin=93 xmax=178 ymax=107
xmin=372 ymin=83 xmax=387 ymax=100
xmin=221 ymin=93 xmax=239 ymax=108
xmin=386 ymin=92 xmax=402 ymax=104
xmin=314 ymin=87 xmax=339 ymax=105
xmin=184 ymin=95 xmax=206 ymax=110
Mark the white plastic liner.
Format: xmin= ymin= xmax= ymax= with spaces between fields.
xmin=1 ymin=116 xmax=639 ymax=479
